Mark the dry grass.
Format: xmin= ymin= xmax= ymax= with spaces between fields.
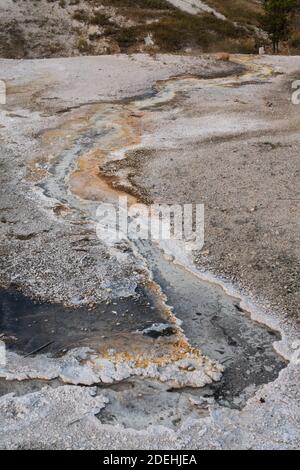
xmin=0 ymin=0 xmax=263 ymax=58
xmin=205 ymin=0 xmax=262 ymax=25
xmin=108 ymin=9 xmax=254 ymax=53
xmin=98 ymin=0 xmax=173 ymax=9
xmin=73 ymin=9 xmax=90 ymax=23
xmin=90 ymin=12 xmax=111 ymax=26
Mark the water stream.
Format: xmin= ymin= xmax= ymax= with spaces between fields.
xmin=0 ymin=57 xmax=287 ymax=421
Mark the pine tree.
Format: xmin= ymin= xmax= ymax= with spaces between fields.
xmin=260 ymin=0 xmax=297 ymax=52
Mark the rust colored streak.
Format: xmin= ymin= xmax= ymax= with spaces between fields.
xmin=69 ymin=147 xmax=137 ymax=204
xmin=69 ymin=108 xmax=144 ymax=205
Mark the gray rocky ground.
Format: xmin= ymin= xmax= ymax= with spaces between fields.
xmin=0 ymin=53 xmax=299 ymax=449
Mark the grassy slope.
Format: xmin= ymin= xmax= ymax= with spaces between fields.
xmin=89 ymin=0 xmax=258 ymax=53
xmin=0 ymin=0 xmax=299 ymax=58
xmin=88 ymin=0 xmax=300 ymax=54
xmin=205 ymin=0 xmax=263 ymax=25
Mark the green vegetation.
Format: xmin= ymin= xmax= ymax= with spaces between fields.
xmin=115 ymin=28 xmax=138 ymax=48
xmin=77 ymin=36 xmax=91 ymax=53
xmin=90 ymin=12 xmax=111 ymax=26
xmin=259 ymin=0 xmax=297 ymax=52
xmin=98 ymin=0 xmax=173 ymax=9
xmin=73 ymin=9 xmax=90 ymax=23
xmin=36 ymin=0 xmax=263 ymax=55
xmin=150 ymin=12 xmax=244 ymax=51
xmin=102 ymin=7 xmax=253 ymax=53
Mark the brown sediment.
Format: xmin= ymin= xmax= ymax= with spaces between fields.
xmin=53 ymin=203 xmax=72 ymax=216
xmin=6 ymin=79 xmax=49 ymax=96
xmin=6 ymin=78 xmax=56 ymax=111
xmin=69 ymin=147 xmax=138 ymax=205
xmin=27 ymin=102 xmax=147 ymax=207
xmin=67 ymin=108 xmax=143 ymax=205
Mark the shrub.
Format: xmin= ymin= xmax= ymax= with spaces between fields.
xmin=90 ymin=12 xmax=111 ymax=26
xmin=48 ymin=42 xmax=64 ymax=54
xmin=115 ymin=27 xmax=138 ymax=49
xmin=100 ymin=0 xmax=172 ymax=9
xmin=73 ymin=9 xmax=90 ymax=23
xmin=77 ymin=37 xmax=91 ymax=53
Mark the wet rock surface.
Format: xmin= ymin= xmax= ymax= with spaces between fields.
xmin=0 ymin=287 xmax=168 ymax=356
xmin=96 ymin=377 xmax=210 ymax=430
xmin=0 ymin=54 xmax=299 ymax=448
xmin=137 ymin=242 xmax=287 ymax=407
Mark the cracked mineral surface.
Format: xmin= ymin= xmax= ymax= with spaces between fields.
xmin=0 ymin=53 xmax=299 ymax=449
